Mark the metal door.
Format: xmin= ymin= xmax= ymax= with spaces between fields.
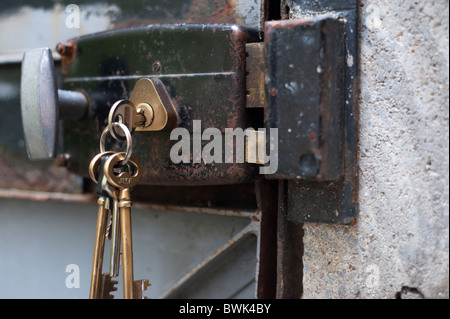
xmin=0 ymin=0 xmax=359 ymax=299
xmin=0 ymin=0 xmax=277 ymax=299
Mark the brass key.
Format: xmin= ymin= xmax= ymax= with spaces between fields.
xmin=88 ymin=152 xmax=118 ymax=299
xmin=104 ymin=152 xmax=143 ymax=299
xmin=91 ymin=112 xmax=150 ymax=299
xmin=109 ymin=185 xmax=121 ymax=278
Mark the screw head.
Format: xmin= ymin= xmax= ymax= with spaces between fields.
xmin=152 ymin=61 xmax=162 ymax=73
xmin=55 ymin=153 xmax=71 ymax=167
xmin=56 ymin=42 xmax=74 ymax=56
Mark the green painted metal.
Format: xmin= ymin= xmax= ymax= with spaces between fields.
xmin=62 ymin=24 xmax=263 ymax=186
xmin=0 ymin=0 xmax=262 ymax=193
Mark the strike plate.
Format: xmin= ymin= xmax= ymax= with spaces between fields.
xmin=268 ymin=0 xmax=359 ymax=225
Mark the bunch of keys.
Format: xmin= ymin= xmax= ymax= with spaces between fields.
xmin=88 ymin=101 xmax=150 ymax=299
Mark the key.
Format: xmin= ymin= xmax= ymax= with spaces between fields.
xmin=89 ymin=196 xmax=109 ymax=299
xmin=134 ymin=280 xmax=152 ymax=299
xmin=98 ymin=274 xmax=118 ymax=299
xmin=109 ymin=184 xmax=121 ymax=278
xmin=88 ymin=151 xmax=115 ymax=184
xmin=108 ymin=99 xmax=146 ymax=140
xmin=92 ymin=116 xmax=150 ymax=299
xmin=97 ymin=123 xmax=128 ymax=278
xmin=101 ymin=122 xmax=132 ymax=278
xmin=97 ymin=158 xmax=121 ymax=279
xmin=104 ymin=152 xmax=143 ymax=299
xmin=89 ymin=153 xmax=117 ymax=299
xmin=92 ymin=152 xmax=131 ymax=278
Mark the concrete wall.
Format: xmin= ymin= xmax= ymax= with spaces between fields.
xmin=300 ymin=0 xmax=449 ymax=299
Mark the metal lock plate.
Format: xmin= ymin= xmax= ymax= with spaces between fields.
xmin=265 ymin=1 xmax=360 ymax=225
xmin=61 ymin=24 xmax=263 ymax=186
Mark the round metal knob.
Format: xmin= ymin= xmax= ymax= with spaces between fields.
xmin=20 ymin=47 xmax=88 ymax=160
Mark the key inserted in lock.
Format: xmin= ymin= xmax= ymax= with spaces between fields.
xmin=108 ymin=78 xmax=179 ymax=140
xmin=22 ymin=24 xmax=262 ymax=186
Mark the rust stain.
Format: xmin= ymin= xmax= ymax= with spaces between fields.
xmin=270 ymin=88 xmax=277 ymax=96
xmin=265 ymin=18 xmax=314 ymax=43
xmin=186 ymin=0 xmax=241 ymax=25
xmin=266 ymin=18 xmax=317 ymax=30
xmin=0 ymin=149 xmax=84 ymax=193
xmin=57 ymin=40 xmax=77 ymax=75
xmin=227 ymin=23 xmax=248 ymax=129
xmin=102 ymin=0 xmax=242 ymax=30
xmin=0 ymin=188 xmax=95 ymax=203
xmin=308 ymin=131 xmax=317 ymax=142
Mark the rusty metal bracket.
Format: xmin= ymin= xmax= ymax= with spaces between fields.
xmin=264 ymin=0 xmax=359 ymax=225
xmin=265 ymin=17 xmax=346 ymax=181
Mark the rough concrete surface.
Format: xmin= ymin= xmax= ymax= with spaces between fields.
xmin=300 ymin=0 xmax=449 ymax=298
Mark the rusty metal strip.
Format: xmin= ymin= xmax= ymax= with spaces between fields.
xmin=133 ymin=203 xmax=257 ymax=218
xmin=276 ymin=180 xmax=304 ymax=299
xmin=0 ymin=189 xmax=95 ymax=203
xmin=255 ymin=180 xmax=278 ymax=299
xmin=0 ymin=189 xmax=258 ymax=218
xmin=265 ymin=0 xmax=360 ymax=225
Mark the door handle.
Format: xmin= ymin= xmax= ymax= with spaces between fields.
xmin=21 ymin=47 xmax=88 ymax=160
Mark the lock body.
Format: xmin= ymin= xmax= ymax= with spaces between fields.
xmin=19 ymin=9 xmax=359 ymax=224
xmin=62 ymin=24 xmax=263 ymax=186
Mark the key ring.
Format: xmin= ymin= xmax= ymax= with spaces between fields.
xmin=100 ymin=122 xmax=133 ymax=165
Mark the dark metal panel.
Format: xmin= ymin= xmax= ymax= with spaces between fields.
xmin=265 ymin=18 xmax=345 ymax=181
xmin=0 ymin=0 xmax=263 ymax=194
xmin=276 ymin=180 xmax=304 ymax=299
xmin=267 ymin=0 xmax=359 ymax=225
xmin=287 ymin=179 xmax=358 ymax=225
xmin=122 ymin=183 xmax=258 ymax=210
xmin=255 ymin=179 xmax=278 ymax=299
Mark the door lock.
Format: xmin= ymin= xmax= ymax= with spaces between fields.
xmin=19 ymin=19 xmax=357 ymax=200
xmin=19 ymin=24 xmax=262 ymax=186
